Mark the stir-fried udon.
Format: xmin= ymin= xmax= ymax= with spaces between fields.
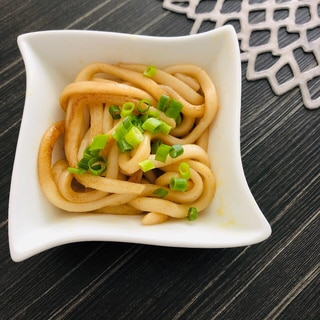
xmin=38 ymin=63 xmax=218 ymax=225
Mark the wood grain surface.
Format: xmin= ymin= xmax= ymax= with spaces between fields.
xmin=0 ymin=0 xmax=319 ymax=319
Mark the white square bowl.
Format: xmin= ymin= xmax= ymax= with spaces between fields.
xmin=9 ymin=26 xmax=271 ymax=262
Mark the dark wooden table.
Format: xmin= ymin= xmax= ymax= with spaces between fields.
xmin=1 ymin=1 xmax=319 ymax=319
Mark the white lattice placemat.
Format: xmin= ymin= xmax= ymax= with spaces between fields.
xmin=163 ymin=0 xmax=320 ymax=109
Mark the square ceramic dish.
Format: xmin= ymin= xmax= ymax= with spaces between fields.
xmin=9 ymin=26 xmax=271 ymax=262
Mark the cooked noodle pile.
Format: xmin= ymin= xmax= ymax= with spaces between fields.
xmin=38 ymin=63 xmax=218 ymax=225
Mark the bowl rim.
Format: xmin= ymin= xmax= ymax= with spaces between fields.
xmin=10 ymin=26 xmax=271 ymax=262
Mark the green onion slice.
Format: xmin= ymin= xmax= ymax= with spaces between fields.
xmin=129 ymin=115 xmax=144 ymax=132
xmin=157 ymin=94 xmax=170 ymax=111
xmin=147 ymin=109 xmax=160 ymax=119
xmin=89 ymin=134 xmax=109 ymax=152
xmin=176 ymin=113 xmax=182 ymax=126
xmin=159 ymin=122 xmax=172 ymax=135
xmin=77 ymin=157 xmax=90 ymax=170
xmin=152 ymin=188 xmax=169 ymax=198
xmin=151 ymin=140 xmax=161 ymax=154
xmin=67 ymin=167 xmax=87 ymax=175
xmin=139 ymin=159 xmax=155 ymax=172
xmin=68 ymin=134 xmax=109 ymax=176
xmin=169 ymin=144 xmax=184 ymax=158
xmin=187 ymin=207 xmax=198 ymax=221
xmin=121 ymin=102 xmax=135 ymax=118
xmin=137 ymin=99 xmax=151 ymax=113
xmin=117 ymin=139 xmax=133 ymax=153
xmin=113 ymin=123 xmax=128 ymax=142
xmin=179 ymin=162 xmax=190 ymax=180
xmin=169 ymin=177 xmax=187 ymax=192
xmin=142 ymin=117 xmax=163 ymax=133
xmin=155 ymin=143 xmax=171 ymax=162
xmin=143 ymin=65 xmax=157 ymax=77
xmin=109 ymin=105 xmax=121 ymax=120
xmin=122 ymin=116 xmax=134 ymax=131
xmin=165 ymin=99 xmax=183 ymax=120
xmin=88 ymin=156 xmax=107 ymax=176
xmin=125 ymin=126 xmax=144 ymax=147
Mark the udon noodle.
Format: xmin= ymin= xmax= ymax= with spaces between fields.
xmin=38 ymin=63 xmax=218 ymax=225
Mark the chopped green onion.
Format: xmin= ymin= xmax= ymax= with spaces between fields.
xmin=68 ymin=134 xmax=109 ymax=176
xmin=187 ymin=207 xmax=198 ymax=221
xmin=152 ymin=188 xmax=169 ymax=198
xmin=147 ymin=109 xmax=160 ymax=119
xmin=142 ymin=117 xmax=171 ymax=135
xmin=143 ymin=65 xmax=157 ymax=77
xmin=175 ymin=113 xmax=182 ymax=126
xmin=85 ymin=147 xmax=99 ymax=158
xmin=179 ymin=162 xmax=190 ymax=180
xmin=130 ymin=115 xmax=144 ymax=132
xmin=151 ymin=140 xmax=161 ymax=154
xmin=165 ymin=99 xmax=183 ymax=120
xmin=157 ymin=94 xmax=170 ymax=111
xmin=67 ymin=167 xmax=87 ymax=175
xmin=117 ymin=139 xmax=133 ymax=153
xmin=137 ymin=99 xmax=151 ymax=113
xmin=169 ymin=144 xmax=184 ymax=158
xmin=109 ymin=105 xmax=121 ymax=120
xmin=169 ymin=177 xmax=188 ymax=192
xmin=89 ymin=134 xmax=109 ymax=152
xmin=83 ymin=146 xmax=94 ymax=159
xmin=139 ymin=159 xmax=155 ymax=172
xmin=113 ymin=123 xmax=128 ymax=142
xmin=125 ymin=126 xmax=144 ymax=147
xmin=77 ymin=157 xmax=90 ymax=170
xmin=88 ymin=156 xmax=107 ymax=176
xmin=155 ymin=143 xmax=171 ymax=162
xmin=122 ymin=116 xmax=134 ymax=131
xmin=142 ymin=117 xmax=163 ymax=133
xmin=139 ymin=114 xmax=148 ymax=125
xmin=121 ymin=102 xmax=135 ymax=118
xmin=159 ymin=122 xmax=172 ymax=135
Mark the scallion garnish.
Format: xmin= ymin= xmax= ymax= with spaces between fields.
xmin=143 ymin=65 xmax=157 ymax=77
xmin=137 ymin=99 xmax=151 ymax=113
xmin=179 ymin=162 xmax=190 ymax=180
xmin=122 ymin=116 xmax=134 ymax=131
xmin=130 ymin=115 xmax=144 ymax=132
xmin=152 ymin=188 xmax=169 ymax=198
xmin=109 ymin=105 xmax=121 ymax=120
xmin=169 ymin=144 xmax=184 ymax=158
xmin=141 ymin=117 xmax=171 ymax=135
xmin=117 ymin=139 xmax=133 ymax=153
xmin=121 ymin=102 xmax=135 ymax=118
xmin=187 ymin=207 xmax=198 ymax=221
xmin=125 ymin=126 xmax=144 ymax=147
xmin=142 ymin=117 xmax=163 ymax=133
xmin=159 ymin=122 xmax=172 ymax=135
xmin=157 ymin=94 xmax=170 ymax=111
xmin=89 ymin=134 xmax=109 ymax=152
xmin=68 ymin=167 xmax=87 ymax=175
xmin=155 ymin=143 xmax=171 ymax=162
xmin=88 ymin=156 xmax=107 ymax=176
xmin=151 ymin=140 xmax=161 ymax=154
xmin=169 ymin=177 xmax=188 ymax=192
xmin=175 ymin=113 xmax=182 ymax=126
xmin=113 ymin=122 xmax=128 ymax=142
xmin=78 ymin=157 xmax=90 ymax=170
xmin=147 ymin=109 xmax=160 ymax=119
xmin=139 ymin=159 xmax=155 ymax=172
xmin=68 ymin=134 xmax=108 ymax=176
xmin=165 ymin=99 xmax=183 ymax=120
